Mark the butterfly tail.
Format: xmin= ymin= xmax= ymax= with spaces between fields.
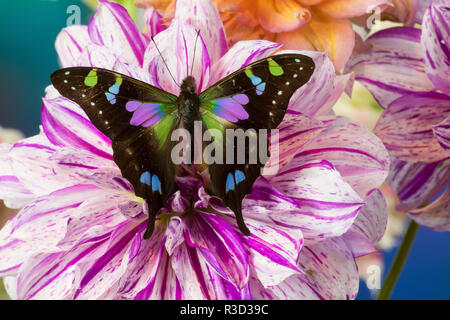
xmin=143 ymin=191 xmax=162 ymax=239
xmin=234 ymin=206 xmax=251 ymax=236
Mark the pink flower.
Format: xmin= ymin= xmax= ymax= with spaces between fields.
xmin=346 ymin=0 xmax=450 ymax=231
xmin=0 ymin=0 xmax=389 ymax=299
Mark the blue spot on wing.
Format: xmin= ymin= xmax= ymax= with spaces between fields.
xmin=140 ymin=172 xmax=151 ymax=185
xmin=152 ymin=174 xmax=162 ymax=193
xmin=235 ymin=170 xmax=245 ymax=184
xmin=256 ymin=82 xmax=266 ymax=95
xmin=226 ymin=170 xmax=246 ymax=193
xmin=226 ymin=173 xmax=235 ymax=192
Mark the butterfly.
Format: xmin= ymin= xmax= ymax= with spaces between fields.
xmin=50 ymin=53 xmax=315 ymax=239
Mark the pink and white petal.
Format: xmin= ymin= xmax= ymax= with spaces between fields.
xmin=209 ymin=40 xmax=281 ymax=85
xmin=57 ymin=195 xmax=129 ymax=250
xmin=388 ymin=158 xmax=450 ymax=212
xmin=73 ymin=220 xmax=142 ymax=299
xmin=143 ymin=6 xmax=167 ymax=38
xmin=174 ymin=0 xmax=228 ymax=64
xmin=15 ymin=251 xmax=81 ymax=300
xmin=263 ymin=112 xmax=325 ymax=175
xmin=297 ymin=116 xmax=390 ymax=198
xmin=344 ymin=190 xmax=388 ymax=258
xmin=433 ymin=116 xmax=450 ymax=155
xmin=116 ymin=223 xmax=168 ymax=299
xmin=41 ymin=96 xmax=113 ymax=160
xmin=350 ymin=189 xmax=388 ymax=245
xmin=0 ymin=237 xmax=39 ymax=277
xmin=55 ymin=25 xmax=92 ymax=68
xmin=278 ymin=50 xmax=336 ymax=117
xmin=88 ymin=0 xmax=148 ymax=66
xmin=184 ymin=212 xmax=249 ymax=290
xmin=164 ymin=215 xmax=186 ymax=256
xmin=171 ymin=243 xmax=250 ymax=299
xmin=0 ymin=143 xmax=33 ymax=208
xmin=269 ymin=160 xmax=364 ymax=241
xmin=374 ymin=92 xmax=450 ymax=163
xmin=346 ymin=27 xmax=435 ymax=108
xmin=224 ymin=213 xmax=303 ymax=288
xmin=8 ymin=135 xmax=71 ymax=197
xmin=409 ymin=187 xmax=450 ymax=231
xmin=421 ymin=1 xmax=450 ymax=93
xmin=76 ymin=43 xmax=121 ymax=69
xmin=169 ymin=244 xmax=208 ymax=299
xmin=48 ymin=148 xmax=118 ymax=187
xmin=249 ymin=274 xmax=320 ymax=300
xmin=8 ymin=185 xmax=104 ymax=250
xmin=314 ymin=73 xmax=355 ymax=117
xmin=143 ymin=20 xmax=211 ymax=94
xmin=134 ymin=254 xmax=184 ymax=299
xmin=298 ymin=238 xmax=359 ymax=300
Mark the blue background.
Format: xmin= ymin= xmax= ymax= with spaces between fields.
xmin=0 ymin=1 xmax=449 ymax=300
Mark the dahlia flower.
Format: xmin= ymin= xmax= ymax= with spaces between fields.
xmin=0 ymin=0 xmax=389 ymax=299
xmin=135 ymin=0 xmax=394 ymax=72
xmin=346 ymin=0 xmax=450 ymax=231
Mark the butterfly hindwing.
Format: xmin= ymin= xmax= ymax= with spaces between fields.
xmin=51 ymin=67 xmax=180 ymax=238
xmin=200 ymin=54 xmax=315 ymax=234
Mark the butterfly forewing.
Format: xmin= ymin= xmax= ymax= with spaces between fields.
xmin=51 ymin=67 xmax=180 ymax=238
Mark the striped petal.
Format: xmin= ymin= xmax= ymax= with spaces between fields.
xmin=387 ymin=157 xmax=450 ymax=212
xmin=174 ymin=0 xmax=228 ymax=64
xmin=0 ymin=144 xmax=33 ymax=208
xmin=374 ymin=92 xmax=450 ymax=163
xmin=263 ymin=112 xmax=325 ymax=175
xmin=297 ymin=238 xmax=359 ymax=300
xmin=171 ymin=243 xmax=251 ymax=299
xmin=433 ymin=116 xmax=450 ymax=155
xmin=184 ymin=212 xmax=249 ymax=290
xmin=346 ymin=27 xmax=435 ymax=108
xmin=209 ymin=40 xmax=282 ymax=85
xmin=8 ymin=135 xmax=71 ymax=197
xmin=143 ymin=20 xmax=211 ymax=94
xmin=116 ymin=223 xmax=168 ymax=299
xmin=143 ymin=6 xmax=167 ymax=37
xmin=41 ymin=95 xmax=113 ymax=161
xmin=344 ymin=189 xmax=388 ymax=258
xmin=409 ymin=187 xmax=450 ymax=231
xmin=269 ymin=160 xmax=364 ymax=241
xmin=55 ymin=25 xmax=92 ymax=68
xmin=297 ymin=116 xmax=390 ymax=198
xmin=73 ymin=221 xmax=142 ymax=299
xmin=421 ymin=0 xmax=450 ymax=93
xmin=88 ymin=0 xmax=148 ymax=66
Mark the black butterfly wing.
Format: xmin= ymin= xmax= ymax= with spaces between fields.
xmin=199 ymin=54 xmax=315 ymax=235
xmin=51 ymin=67 xmax=180 ymax=238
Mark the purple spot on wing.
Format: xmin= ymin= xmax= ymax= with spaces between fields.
xmin=130 ymin=103 xmax=162 ymax=126
xmin=233 ymin=94 xmax=249 ymax=105
xmin=213 ymin=107 xmax=239 ymax=122
xmin=142 ymin=111 xmax=164 ymax=127
xmin=214 ymin=97 xmax=249 ymax=122
xmin=126 ymin=100 xmax=142 ymax=112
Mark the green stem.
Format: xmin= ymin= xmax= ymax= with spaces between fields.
xmin=376 ymin=220 xmax=420 ymax=300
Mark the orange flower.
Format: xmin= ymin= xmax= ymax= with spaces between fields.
xmin=136 ymin=0 xmax=392 ymax=71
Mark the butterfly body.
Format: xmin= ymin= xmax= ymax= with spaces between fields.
xmin=50 ymin=54 xmax=315 ymax=239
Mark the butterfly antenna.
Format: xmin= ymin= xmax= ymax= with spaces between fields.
xmin=151 ymin=36 xmax=180 ymax=87
xmin=190 ymin=29 xmax=201 ymax=76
